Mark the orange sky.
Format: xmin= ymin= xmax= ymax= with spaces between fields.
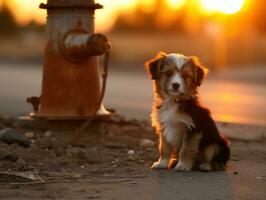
xmin=0 ymin=0 xmax=141 ymax=31
xmin=0 ymin=0 xmax=247 ymax=32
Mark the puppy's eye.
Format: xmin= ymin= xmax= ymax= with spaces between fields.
xmin=165 ymin=71 xmax=172 ymax=77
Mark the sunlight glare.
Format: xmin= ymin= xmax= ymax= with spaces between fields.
xmin=1 ymin=0 xmax=246 ymax=32
xmin=95 ymin=0 xmax=137 ymax=32
xmin=200 ymin=0 xmax=244 ymax=14
xmin=166 ymin=0 xmax=186 ymax=10
xmin=8 ymin=0 xmax=45 ymax=25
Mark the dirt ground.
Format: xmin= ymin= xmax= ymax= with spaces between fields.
xmin=0 ymin=115 xmax=266 ymax=200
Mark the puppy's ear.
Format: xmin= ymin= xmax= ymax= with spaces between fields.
xmin=184 ymin=57 xmax=208 ymax=86
xmin=145 ymin=52 xmax=166 ymax=80
xmin=191 ymin=56 xmax=208 ymax=86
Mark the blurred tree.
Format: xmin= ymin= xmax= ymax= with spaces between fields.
xmin=0 ymin=2 xmax=18 ymax=35
xmin=251 ymin=0 xmax=266 ymax=33
xmin=22 ymin=20 xmax=45 ymax=33
xmin=112 ymin=6 xmax=156 ymax=33
xmin=112 ymin=0 xmax=185 ymax=33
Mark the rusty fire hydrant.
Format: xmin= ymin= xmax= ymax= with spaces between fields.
xmin=27 ymin=0 xmax=110 ymax=120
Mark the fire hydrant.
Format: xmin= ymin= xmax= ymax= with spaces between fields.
xmin=27 ymin=0 xmax=110 ymax=120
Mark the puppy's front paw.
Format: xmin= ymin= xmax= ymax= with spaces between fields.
xmin=174 ymin=161 xmax=192 ymax=172
xmin=151 ymin=159 xmax=168 ymax=169
xmin=199 ymin=162 xmax=212 ymax=172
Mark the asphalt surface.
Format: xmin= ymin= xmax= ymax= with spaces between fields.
xmin=99 ymin=160 xmax=266 ymax=200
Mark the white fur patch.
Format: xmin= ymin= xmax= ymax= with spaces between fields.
xmin=156 ymin=100 xmax=195 ymax=145
xmin=159 ymin=102 xmax=179 ymax=146
xmin=151 ymin=159 xmax=169 ymax=169
xmin=164 ymin=124 xmax=179 ymax=145
xmin=167 ymin=54 xmax=189 ymax=70
xmin=166 ymin=54 xmax=189 ymax=94
xmin=168 ymin=73 xmax=185 ymax=93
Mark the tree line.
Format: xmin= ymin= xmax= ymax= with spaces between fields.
xmin=0 ymin=3 xmax=44 ymax=35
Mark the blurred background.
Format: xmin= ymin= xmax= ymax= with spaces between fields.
xmin=0 ymin=0 xmax=265 ymax=125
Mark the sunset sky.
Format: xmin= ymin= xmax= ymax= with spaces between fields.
xmin=0 ymin=0 xmax=247 ymax=32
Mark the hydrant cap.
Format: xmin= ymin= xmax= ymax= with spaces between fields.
xmin=40 ymin=0 xmax=103 ymax=9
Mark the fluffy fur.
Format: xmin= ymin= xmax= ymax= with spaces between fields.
xmin=145 ymin=52 xmax=230 ymax=171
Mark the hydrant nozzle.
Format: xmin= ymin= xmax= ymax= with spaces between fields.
xmin=62 ymin=33 xmax=110 ymax=62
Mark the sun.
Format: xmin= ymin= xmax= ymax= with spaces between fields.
xmin=200 ymin=0 xmax=244 ymax=15
xmin=218 ymin=0 xmax=244 ymax=14
xmin=166 ymin=0 xmax=186 ymax=10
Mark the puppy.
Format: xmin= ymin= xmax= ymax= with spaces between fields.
xmin=145 ymin=52 xmax=230 ymax=171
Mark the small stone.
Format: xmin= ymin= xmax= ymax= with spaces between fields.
xmin=127 ymin=149 xmax=135 ymax=155
xmin=25 ymin=132 xmax=35 ymax=139
xmin=16 ymin=158 xmax=26 ymax=166
xmin=112 ymin=159 xmax=119 ymax=164
xmin=140 ymin=138 xmax=155 ymax=148
xmin=44 ymin=131 xmax=52 ymax=137
xmin=233 ymin=171 xmax=239 ymax=175
xmin=72 ymin=173 xmax=82 ymax=179
xmin=0 ymin=128 xmax=31 ymax=148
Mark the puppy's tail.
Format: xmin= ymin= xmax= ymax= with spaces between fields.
xmin=213 ymin=137 xmax=231 ymax=168
xmin=200 ymin=138 xmax=230 ymax=172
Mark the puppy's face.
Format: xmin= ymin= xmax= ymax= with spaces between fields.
xmin=145 ymin=52 xmax=208 ymax=100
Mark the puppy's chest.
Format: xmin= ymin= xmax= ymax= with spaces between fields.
xmin=157 ymin=102 xmax=194 ymax=143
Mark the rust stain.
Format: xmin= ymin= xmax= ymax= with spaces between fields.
xmin=39 ymin=41 xmax=101 ymax=117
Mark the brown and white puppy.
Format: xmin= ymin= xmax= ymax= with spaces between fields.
xmin=145 ymin=52 xmax=230 ymax=171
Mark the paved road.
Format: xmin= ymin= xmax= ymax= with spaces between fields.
xmin=99 ymin=161 xmax=266 ymax=200
xmin=0 ymin=63 xmax=265 ymax=126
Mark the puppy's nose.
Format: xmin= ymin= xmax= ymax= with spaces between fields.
xmin=172 ymin=83 xmax=180 ymax=90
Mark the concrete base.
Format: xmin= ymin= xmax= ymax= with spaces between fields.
xmin=16 ymin=112 xmax=120 ymax=131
